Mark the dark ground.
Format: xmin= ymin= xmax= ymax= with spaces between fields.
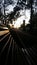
xmin=0 ymin=28 xmax=37 ymax=65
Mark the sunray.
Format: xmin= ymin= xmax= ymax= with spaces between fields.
xmin=12 ymin=39 xmax=15 ymax=65
xmin=16 ymin=44 xmax=26 ymax=62
xmin=30 ymin=48 xmax=37 ymax=56
xmin=14 ymin=42 xmax=21 ymax=65
xmin=16 ymin=45 xmax=28 ymax=65
xmin=0 ymin=35 xmax=11 ymax=56
xmin=32 ymin=47 xmax=37 ymax=52
xmin=0 ymin=32 xmax=10 ymax=42
xmin=5 ymin=37 xmax=13 ymax=65
xmin=24 ymin=48 xmax=36 ymax=65
xmin=28 ymin=48 xmax=37 ymax=63
xmin=21 ymin=48 xmax=31 ymax=65
xmin=15 ymin=31 xmax=26 ymax=48
xmin=15 ymin=42 xmax=25 ymax=64
xmin=13 ymin=42 xmax=19 ymax=65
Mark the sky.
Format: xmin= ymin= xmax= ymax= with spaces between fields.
xmin=0 ymin=0 xmax=18 ymax=14
xmin=5 ymin=0 xmax=30 ymax=27
xmin=13 ymin=9 xmax=30 ymax=28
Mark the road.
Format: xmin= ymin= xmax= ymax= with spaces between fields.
xmin=0 ymin=28 xmax=37 ymax=65
xmin=10 ymin=28 xmax=37 ymax=48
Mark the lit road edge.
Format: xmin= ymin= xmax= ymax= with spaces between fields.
xmin=0 ymin=30 xmax=9 ymax=36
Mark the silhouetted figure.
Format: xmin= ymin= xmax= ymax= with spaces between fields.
xmin=23 ymin=20 xmax=26 ymax=31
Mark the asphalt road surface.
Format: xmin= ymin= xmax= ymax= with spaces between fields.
xmin=0 ymin=28 xmax=37 ymax=65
